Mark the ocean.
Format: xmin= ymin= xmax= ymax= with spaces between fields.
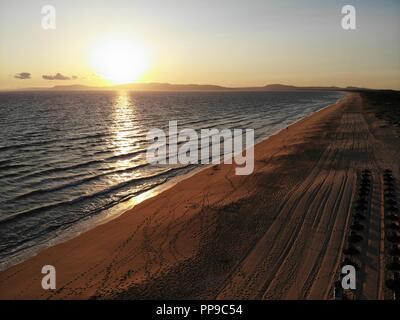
xmin=0 ymin=90 xmax=345 ymax=269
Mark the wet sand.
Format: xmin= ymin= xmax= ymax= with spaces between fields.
xmin=1 ymin=91 xmax=399 ymax=299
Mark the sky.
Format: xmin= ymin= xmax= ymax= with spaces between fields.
xmin=0 ymin=0 xmax=399 ymax=89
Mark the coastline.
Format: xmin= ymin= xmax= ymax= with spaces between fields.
xmin=1 ymin=91 xmax=398 ymax=299
xmin=0 ymin=92 xmax=346 ymax=272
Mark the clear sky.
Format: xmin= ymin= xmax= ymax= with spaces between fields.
xmin=1 ymin=0 xmax=399 ymax=89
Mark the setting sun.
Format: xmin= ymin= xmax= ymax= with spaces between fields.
xmin=89 ymin=39 xmax=150 ymax=84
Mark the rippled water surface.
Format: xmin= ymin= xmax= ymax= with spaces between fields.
xmin=0 ymin=90 xmax=344 ymax=268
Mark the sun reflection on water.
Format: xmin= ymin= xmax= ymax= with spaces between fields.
xmin=112 ymin=91 xmax=135 ymax=153
xmin=110 ymin=91 xmax=143 ymax=179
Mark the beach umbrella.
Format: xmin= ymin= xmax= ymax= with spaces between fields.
xmin=356 ymin=198 xmax=368 ymax=206
xmin=355 ymin=203 xmax=367 ymax=211
xmin=354 ymin=212 xmax=366 ymax=220
xmin=351 ymin=222 xmax=364 ymax=231
xmin=343 ymin=246 xmax=360 ymax=256
xmin=388 ymin=222 xmax=400 ymax=231
xmin=387 ymin=214 xmax=399 ymax=222
xmin=384 ymin=182 xmax=395 ymax=189
xmin=341 ymin=257 xmax=359 ymax=270
xmin=387 ymin=256 xmax=400 ymax=272
xmin=360 ymin=178 xmax=371 ymax=184
xmin=360 ymin=186 xmax=370 ymax=193
xmin=387 ymin=232 xmax=400 ymax=244
xmin=362 ymin=169 xmax=371 ymax=175
xmin=387 ymin=206 xmax=398 ymax=213
xmin=385 ymin=187 xmax=396 ymax=193
xmin=385 ymin=191 xmax=396 ymax=199
xmin=384 ymin=172 xmax=394 ymax=179
xmin=348 ymin=231 xmax=363 ymax=244
xmin=386 ymin=199 xmax=398 ymax=206
xmin=390 ymin=244 xmax=400 ymax=256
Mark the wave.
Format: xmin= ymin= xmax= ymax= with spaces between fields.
xmin=0 ymin=164 xmax=192 ymax=227
xmin=8 ymin=162 xmax=150 ymax=203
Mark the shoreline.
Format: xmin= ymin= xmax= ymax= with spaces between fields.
xmin=0 ymin=93 xmax=346 ymax=272
xmin=1 ymin=91 xmax=398 ymax=299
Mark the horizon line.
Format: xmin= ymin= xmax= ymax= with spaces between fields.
xmin=1 ymin=82 xmax=397 ymax=92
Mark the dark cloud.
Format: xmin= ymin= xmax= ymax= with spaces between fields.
xmin=42 ymin=73 xmax=71 ymax=80
xmin=14 ymin=72 xmax=31 ymax=80
xmin=72 ymin=75 xmax=78 ymax=80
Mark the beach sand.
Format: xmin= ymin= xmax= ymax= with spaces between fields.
xmin=1 ymin=91 xmax=399 ymax=300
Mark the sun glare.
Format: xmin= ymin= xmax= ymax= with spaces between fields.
xmin=90 ymin=39 xmax=150 ymax=85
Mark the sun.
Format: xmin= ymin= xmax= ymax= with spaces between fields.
xmin=90 ymin=39 xmax=150 ymax=84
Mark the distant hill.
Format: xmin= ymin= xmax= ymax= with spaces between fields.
xmin=50 ymin=85 xmax=100 ymax=91
xmin=262 ymin=84 xmax=344 ymax=91
xmin=13 ymin=83 xmax=367 ymax=92
xmin=115 ymin=82 xmax=229 ymax=91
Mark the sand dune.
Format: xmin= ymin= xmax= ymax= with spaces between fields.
xmin=0 ymin=92 xmax=399 ymax=300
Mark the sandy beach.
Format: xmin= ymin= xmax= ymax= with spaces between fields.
xmin=1 ymin=91 xmax=399 ymax=300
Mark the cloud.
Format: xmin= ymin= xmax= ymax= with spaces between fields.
xmin=14 ymin=72 xmax=31 ymax=80
xmin=72 ymin=75 xmax=78 ymax=80
xmin=42 ymin=73 xmax=71 ymax=80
